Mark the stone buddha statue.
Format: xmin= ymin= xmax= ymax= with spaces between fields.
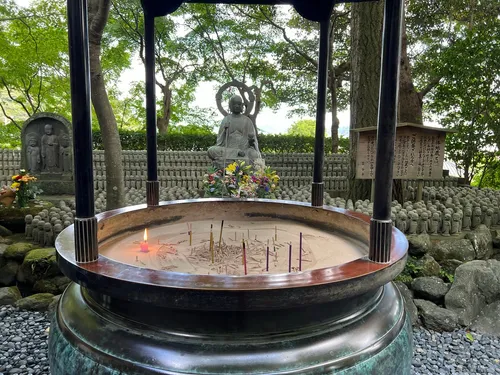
xmin=208 ymin=95 xmax=261 ymax=168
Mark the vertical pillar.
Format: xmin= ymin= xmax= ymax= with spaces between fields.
xmin=369 ymin=0 xmax=404 ymax=263
xmin=67 ymin=0 xmax=98 ymax=263
xmin=145 ymin=13 xmax=159 ymax=206
xmin=311 ymin=19 xmax=330 ymax=207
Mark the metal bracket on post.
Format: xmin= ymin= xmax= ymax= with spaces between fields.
xmin=312 ymin=182 xmax=324 ymax=207
xmin=369 ymin=219 xmax=392 ymax=263
xmin=74 ymin=217 xmax=98 ymax=263
xmin=147 ymin=180 xmax=160 ymax=207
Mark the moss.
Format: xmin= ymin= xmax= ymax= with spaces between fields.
xmin=4 ymin=242 xmax=37 ymax=261
xmin=15 ymin=293 xmax=55 ymax=311
xmin=0 ymin=286 xmax=22 ymax=305
xmin=19 ymin=248 xmax=60 ymax=284
xmin=0 ymin=200 xmax=53 ymax=228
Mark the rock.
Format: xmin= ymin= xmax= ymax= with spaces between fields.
xmin=411 ymin=276 xmax=450 ymax=304
xmin=0 ymin=243 xmax=6 ymax=266
xmin=48 ymin=294 xmax=61 ymax=315
xmin=3 ymin=242 xmax=37 ymax=261
xmin=415 ymin=254 xmax=441 ymax=277
xmin=394 ymin=281 xmax=418 ymax=325
xmin=33 ymin=276 xmax=70 ymax=294
xmin=439 ymin=259 xmax=463 ymax=275
xmin=445 ymin=260 xmax=500 ymax=326
xmin=465 ymin=224 xmax=493 ymax=260
xmin=407 ymin=234 xmax=431 ymax=256
xmin=15 ymin=292 xmax=55 ymax=311
xmin=414 ymin=299 xmax=458 ymax=332
xmin=470 ymin=301 xmax=500 ymax=336
xmin=0 ymin=286 xmax=22 ymax=305
xmin=17 ymin=248 xmax=60 ymax=284
xmin=0 ymin=235 xmax=14 ymax=244
xmin=429 ymin=239 xmax=475 ymax=262
xmin=0 ymin=261 xmax=19 ymax=286
xmin=0 ymin=224 xmax=13 ymax=237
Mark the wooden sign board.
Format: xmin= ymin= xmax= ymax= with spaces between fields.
xmin=355 ymin=124 xmax=451 ymax=180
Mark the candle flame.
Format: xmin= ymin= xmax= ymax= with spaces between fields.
xmin=144 ymin=228 xmax=148 ymax=242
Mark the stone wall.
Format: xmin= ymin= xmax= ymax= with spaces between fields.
xmin=1 ymin=149 xmax=458 ymax=193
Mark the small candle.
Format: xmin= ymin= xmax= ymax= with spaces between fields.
xmin=299 ymin=232 xmax=303 ymax=271
xmin=140 ymin=228 xmax=149 ymax=252
xmin=288 ymin=243 xmax=292 ymax=273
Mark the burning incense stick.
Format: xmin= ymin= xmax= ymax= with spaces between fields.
xmin=218 ymin=220 xmax=224 ymax=252
xmin=266 ymin=244 xmax=270 ymax=272
xmin=242 ymin=239 xmax=247 ymax=275
xmin=288 ymin=243 xmax=292 ymax=273
xmin=210 ymin=224 xmax=214 ymax=263
xmin=275 ymin=226 xmax=277 ymax=241
xmin=299 ymin=232 xmax=303 ymax=271
xmin=187 ymin=223 xmax=192 ymax=246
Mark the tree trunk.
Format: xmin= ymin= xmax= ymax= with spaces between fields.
xmin=328 ymin=76 xmax=339 ymax=154
xmin=398 ymin=18 xmax=423 ymax=124
xmin=157 ymin=84 xmax=172 ymax=135
xmin=88 ymin=0 xmax=125 ymax=210
xmin=348 ymin=1 xmax=383 ymax=201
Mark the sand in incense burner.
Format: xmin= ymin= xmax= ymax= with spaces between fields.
xmin=100 ymin=218 xmax=365 ymax=276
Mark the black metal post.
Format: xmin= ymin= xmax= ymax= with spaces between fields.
xmin=369 ymin=0 xmax=404 ymax=263
xmin=67 ymin=0 xmax=98 ymax=263
xmin=145 ymin=13 xmax=159 ymax=206
xmin=311 ymin=19 xmax=330 ymax=207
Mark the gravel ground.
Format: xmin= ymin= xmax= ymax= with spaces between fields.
xmin=1 ymin=305 xmax=499 ymax=375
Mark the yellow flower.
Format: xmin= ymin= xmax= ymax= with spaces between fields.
xmin=11 ymin=182 xmax=20 ymax=190
xmin=226 ymin=163 xmax=237 ymax=173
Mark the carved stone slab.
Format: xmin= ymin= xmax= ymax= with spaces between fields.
xmin=21 ymin=112 xmax=74 ymax=194
xmin=355 ymin=123 xmax=453 ymax=180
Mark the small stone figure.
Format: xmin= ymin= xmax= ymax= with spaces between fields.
xmin=419 ymin=212 xmax=429 ymax=234
xmin=37 ymin=220 xmax=45 ymax=245
xmin=472 ymin=206 xmax=482 ymax=229
xmin=44 ymin=222 xmax=53 ymax=247
xmin=53 ymin=223 xmax=63 ymax=241
xmin=396 ymin=212 xmax=407 ymax=233
xmin=451 ymin=213 xmax=461 ymax=235
xmin=408 ymin=212 xmax=419 ymax=235
xmin=41 ymin=124 xmax=59 ymax=172
xmin=207 ymin=95 xmax=260 ymax=167
xmin=59 ymin=133 xmax=72 ymax=173
xmin=25 ymin=215 xmax=33 ymax=240
xmin=484 ymin=209 xmax=493 ymax=228
xmin=442 ymin=214 xmax=451 ymax=236
xmin=430 ymin=213 xmax=440 ymax=235
xmin=463 ymin=206 xmax=472 ymax=230
xmin=26 ymin=133 xmax=41 ymax=173
xmin=32 ymin=218 xmax=40 ymax=243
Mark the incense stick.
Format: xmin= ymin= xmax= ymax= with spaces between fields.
xmin=242 ymin=239 xmax=247 ymax=275
xmin=299 ymin=232 xmax=303 ymax=271
xmin=210 ymin=224 xmax=214 ymax=263
xmin=218 ymin=220 xmax=224 ymax=252
xmin=288 ymin=243 xmax=292 ymax=273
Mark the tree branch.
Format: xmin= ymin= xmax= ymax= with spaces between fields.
xmin=0 ymin=101 xmax=21 ymax=130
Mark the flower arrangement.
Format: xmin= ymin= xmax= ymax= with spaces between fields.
xmin=203 ymin=159 xmax=280 ymax=199
xmin=0 ymin=169 xmax=40 ymax=208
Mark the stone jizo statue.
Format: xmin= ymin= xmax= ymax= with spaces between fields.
xmin=430 ymin=213 xmax=440 ymax=235
xmin=472 ymin=206 xmax=482 ymax=229
xmin=25 ymin=215 xmax=33 ymax=240
xmin=59 ymin=133 xmax=72 ymax=173
xmin=451 ymin=213 xmax=460 ymax=235
xmin=419 ymin=212 xmax=429 ymax=234
xmin=26 ymin=134 xmax=41 ymax=173
xmin=41 ymin=124 xmax=59 ymax=172
xmin=442 ymin=214 xmax=451 ymax=236
xmin=208 ymin=95 xmax=261 ymax=168
xmin=484 ymin=209 xmax=493 ymax=228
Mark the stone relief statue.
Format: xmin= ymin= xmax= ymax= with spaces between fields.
xmin=59 ymin=133 xmax=73 ymax=173
xmin=26 ymin=133 xmax=41 ymax=173
xmin=41 ymin=124 xmax=59 ymax=172
xmin=208 ymin=95 xmax=261 ymax=168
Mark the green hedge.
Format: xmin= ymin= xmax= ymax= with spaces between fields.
xmin=92 ymin=130 xmax=349 ymax=154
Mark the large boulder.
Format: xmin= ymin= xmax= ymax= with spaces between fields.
xmin=415 ymin=254 xmax=441 ymax=277
xmin=33 ymin=276 xmax=70 ymax=295
xmin=411 ymin=276 xmax=450 ymax=304
xmin=439 ymin=259 xmax=463 ymax=275
xmin=470 ymin=301 xmax=500 ymax=336
xmin=445 ymin=260 xmax=500 ymax=326
xmin=407 ymin=234 xmax=431 ymax=256
xmin=0 ymin=224 xmax=13 ymax=237
xmin=465 ymin=224 xmax=493 ymax=260
xmin=15 ymin=293 xmax=55 ymax=311
xmin=0 ymin=286 xmax=22 ymax=305
xmin=0 ymin=261 xmax=19 ymax=286
xmin=3 ymin=242 xmax=37 ymax=261
xmin=414 ymin=299 xmax=458 ymax=332
xmin=394 ymin=281 xmax=418 ymax=325
xmin=429 ymin=239 xmax=475 ymax=262
xmin=17 ymin=248 xmax=60 ymax=284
